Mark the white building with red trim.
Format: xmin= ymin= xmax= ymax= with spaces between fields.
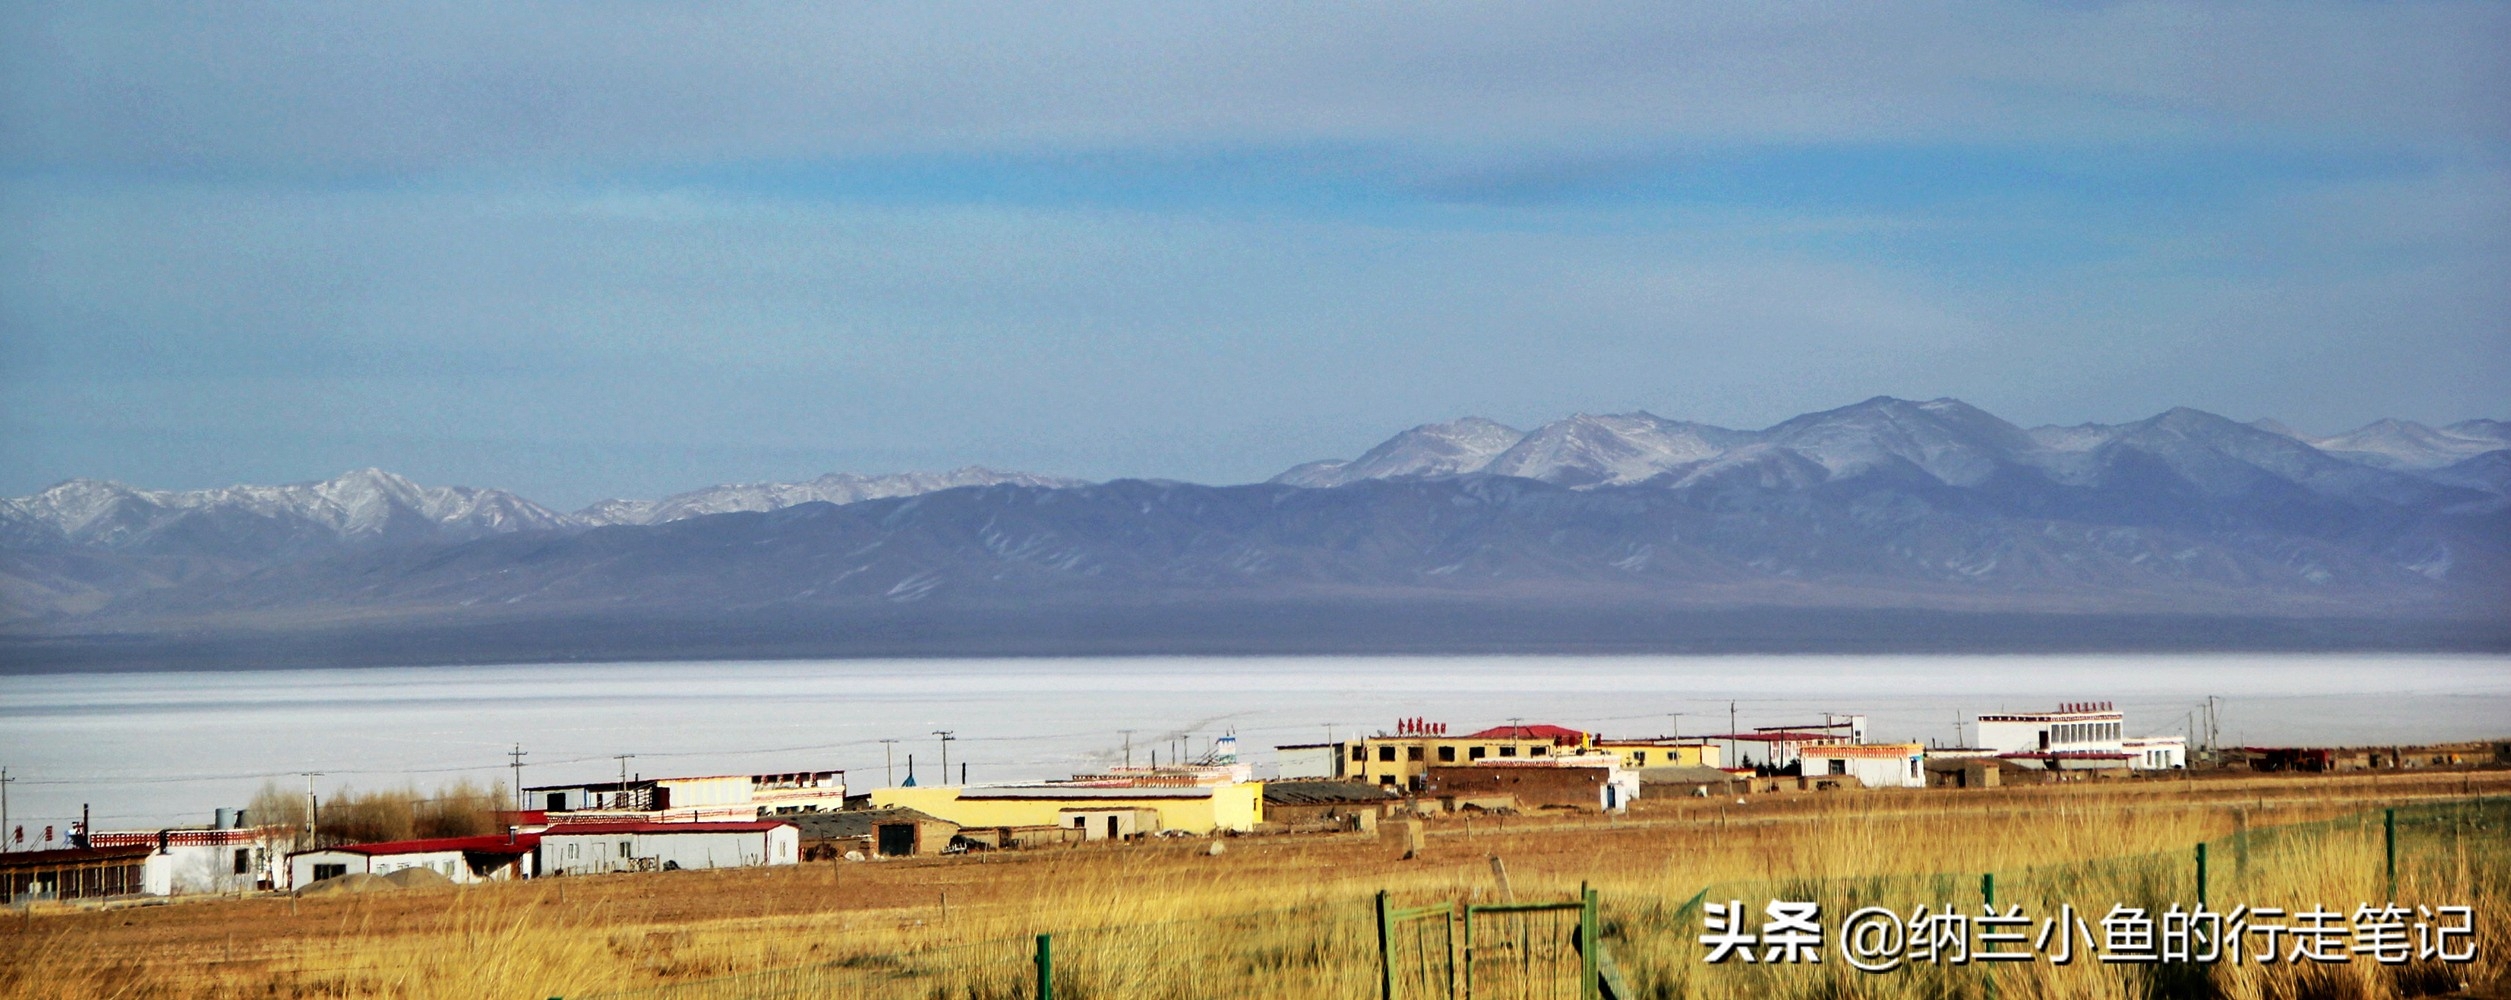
xmin=89 ymin=826 xmax=283 ymax=895
xmin=1978 ymin=702 xmax=2184 ymax=771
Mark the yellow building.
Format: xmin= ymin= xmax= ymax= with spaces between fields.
xmin=1595 ymin=740 xmax=1724 ymax=770
xmin=870 ymin=783 xmax=1264 ymax=834
xmin=1335 ymin=723 xmax=1591 ymax=792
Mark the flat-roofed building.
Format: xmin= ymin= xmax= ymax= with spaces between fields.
xmin=1 ymin=845 xmax=157 ymax=901
xmin=1594 ymin=739 xmax=1724 ymax=770
xmin=873 ymin=783 xmax=1265 ymax=834
xmin=288 ymin=833 xmax=538 ymax=889
xmin=1313 ymin=720 xmax=1592 ymax=792
xmin=538 ymin=820 xmax=799 ymax=875
xmin=1977 ymin=703 xmax=2125 ymax=756
xmin=90 ymin=825 xmax=282 ymax=894
xmin=527 ymin=768 xmax=845 ymax=823
xmin=1796 ymin=743 xmax=1927 ymax=789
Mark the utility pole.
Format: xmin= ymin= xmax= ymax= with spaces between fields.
xmin=614 ymin=755 xmax=636 ymax=809
xmin=1 ymin=766 xmax=12 ymax=854
xmin=507 ymin=744 xmax=527 ymax=811
xmin=880 ymin=739 xmax=900 ymax=787
xmin=934 ymin=731 xmax=955 ymax=785
xmin=1119 ymin=730 xmax=1135 ymax=769
xmin=1729 ymin=702 xmax=1738 ymax=771
xmin=300 ymin=772 xmax=323 ymax=845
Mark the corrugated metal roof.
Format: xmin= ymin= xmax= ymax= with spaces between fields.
xmin=0 ymin=845 xmax=156 ymax=868
xmin=1264 ymin=781 xmax=1396 ymax=805
xmin=538 ymin=820 xmax=794 ymax=835
xmin=784 ymin=809 xmax=953 ymax=839
xmin=295 ymin=834 xmax=538 ymax=857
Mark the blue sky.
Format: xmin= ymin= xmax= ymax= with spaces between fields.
xmin=3 ymin=3 xmax=2506 ymax=508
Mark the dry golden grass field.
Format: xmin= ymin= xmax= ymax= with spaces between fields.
xmin=4 ymin=769 xmax=2505 ymax=1000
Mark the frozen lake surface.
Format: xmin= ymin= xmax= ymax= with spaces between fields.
xmin=2 ymin=653 xmax=2505 ymax=835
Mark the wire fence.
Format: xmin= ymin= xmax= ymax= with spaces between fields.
xmin=557 ymin=797 xmax=2508 ymax=1000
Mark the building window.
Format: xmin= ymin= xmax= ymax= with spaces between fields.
xmin=312 ymin=863 xmax=347 ymax=882
xmin=1469 ymin=746 xmax=1486 ymax=760
xmin=1531 ymin=746 xmax=1547 ymax=756
xmin=1378 ymin=775 xmax=1395 ymax=785
xmin=1352 ymin=745 xmax=1365 ymax=762
xmin=1632 ymin=751 xmax=1647 ymax=765
xmin=1407 ymin=747 xmax=1423 ymax=761
xmin=1499 ymin=747 xmax=1516 ymax=757
xmin=619 ymin=841 xmax=632 ymax=857
xmin=1438 ymin=746 xmax=1456 ymax=762
xmin=1379 ymin=746 xmax=1397 ymax=762
xmin=233 ymin=848 xmax=251 ymax=874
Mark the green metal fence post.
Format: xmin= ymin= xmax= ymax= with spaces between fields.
xmin=1034 ymin=933 xmax=1053 ymax=1000
xmin=1579 ymin=887 xmax=1601 ymax=1000
xmin=1981 ymin=872 xmax=1994 ymax=907
xmin=2385 ymin=808 xmax=2397 ymax=900
xmin=2194 ymin=842 xmax=2208 ymax=907
xmin=1378 ymin=890 xmax=1396 ymax=1000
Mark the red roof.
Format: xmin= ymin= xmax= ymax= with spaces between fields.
xmin=90 ymin=828 xmax=265 ymax=848
xmin=1460 ymin=724 xmax=1588 ymax=744
xmin=302 ymin=833 xmax=538 ymax=857
xmin=537 ymin=820 xmax=794 ymax=835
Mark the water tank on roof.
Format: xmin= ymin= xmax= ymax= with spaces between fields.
xmin=215 ymin=807 xmax=236 ymax=829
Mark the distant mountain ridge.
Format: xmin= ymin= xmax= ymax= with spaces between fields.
xmin=5 ymin=398 xmax=2505 ymax=662
xmin=574 ymin=467 xmax=1087 ymax=526
xmin=1271 ymin=398 xmax=2511 ymax=502
xmin=0 ymin=469 xmax=573 ymax=554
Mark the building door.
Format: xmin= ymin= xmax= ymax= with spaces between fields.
xmin=877 ymin=824 xmax=915 ymax=857
xmin=1106 ymin=816 xmax=1120 ymax=841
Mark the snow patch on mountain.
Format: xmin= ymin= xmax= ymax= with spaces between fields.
xmin=575 ymin=467 xmax=1088 ymax=526
xmin=2304 ymin=418 xmax=2511 ymax=472
xmin=1270 ymin=418 xmax=1525 ymax=488
xmin=1481 ymin=413 xmax=1746 ymax=487
xmin=1760 ymin=397 xmax=2038 ymax=487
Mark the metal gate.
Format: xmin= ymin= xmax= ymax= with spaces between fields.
xmin=1376 ymin=888 xmax=1600 ymax=1000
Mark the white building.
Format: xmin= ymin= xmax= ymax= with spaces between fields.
xmin=1273 ymin=743 xmax=1343 ymax=780
xmin=1978 ymin=702 xmax=2183 ymax=772
xmin=288 ymin=833 xmax=538 ymax=889
xmin=528 ymin=769 xmax=844 ymax=822
xmin=1796 ymin=743 xmax=1927 ymax=789
xmin=1977 ymin=702 xmax=2125 ymax=755
xmin=537 ymin=820 xmax=799 ymax=876
xmin=89 ymin=826 xmax=283 ymax=895
xmin=2123 ymin=736 xmax=2188 ymax=770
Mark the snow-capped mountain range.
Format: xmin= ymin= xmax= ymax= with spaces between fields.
xmin=1272 ymin=398 xmax=2511 ymax=501
xmin=1 ymin=466 xmax=1080 ymax=553
xmin=4 ymin=398 xmax=2505 ymax=657
xmin=0 ymin=468 xmax=574 ymax=555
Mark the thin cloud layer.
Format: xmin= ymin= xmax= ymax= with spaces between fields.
xmin=1 ymin=3 xmax=2505 ymax=506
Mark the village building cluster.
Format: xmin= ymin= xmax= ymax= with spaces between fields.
xmin=5 ymin=700 xmax=2496 ymax=905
